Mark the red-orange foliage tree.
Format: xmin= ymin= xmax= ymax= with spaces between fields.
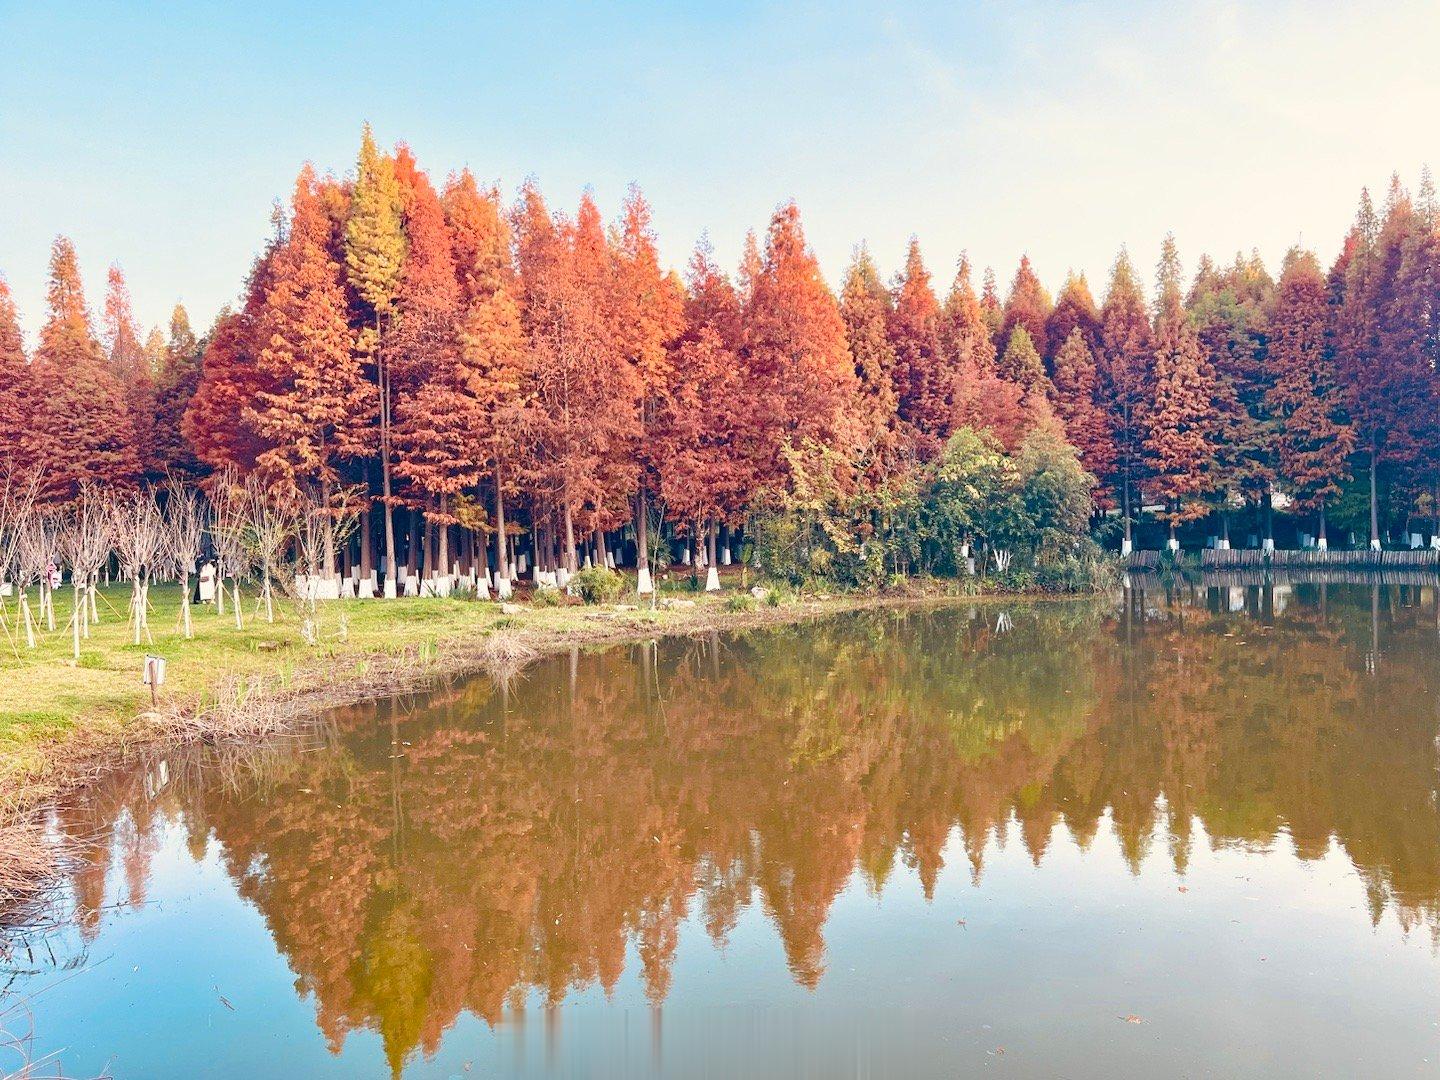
xmin=0 ymin=275 xmax=32 ymax=476
xmin=103 ymin=266 xmax=156 ymax=480
xmin=31 ymin=237 xmax=139 ymax=500
xmin=1097 ymin=249 xmax=1151 ymax=549
xmin=839 ymin=245 xmax=902 ymax=478
xmin=443 ymin=169 xmax=525 ymax=587
xmin=1266 ymin=249 xmax=1352 ymax=543
xmin=152 ymin=305 xmax=207 ymax=481
xmin=1144 ymin=242 xmax=1215 ymax=542
xmin=250 ymin=167 xmax=363 ymax=573
xmin=612 ymin=186 xmax=683 ymax=583
xmin=742 ymin=202 xmax=860 ymax=479
xmin=1000 ymin=255 xmax=1051 ymax=353
xmin=887 ymin=238 xmax=949 ymax=458
xmin=1050 ymin=328 xmax=1115 ymax=508
xmin=1045 ymin=272 xmax=1101 ymax=360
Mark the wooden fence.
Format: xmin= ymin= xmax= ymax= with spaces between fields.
xmin=1125 ymin=547 xmax=1440 ymax=573
xmin=1200 ymin=548 xmax=1440 ymax=570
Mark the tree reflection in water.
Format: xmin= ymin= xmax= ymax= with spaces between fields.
xmin=53 ymin=583 xmax=1440 ymax=1074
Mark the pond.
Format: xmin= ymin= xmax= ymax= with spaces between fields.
xmin=5 ymin=583 xmax=1440 ymax=1078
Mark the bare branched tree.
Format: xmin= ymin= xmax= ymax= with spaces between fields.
xmin=161 ymin=477 xmax=207 ymax=640
xmin=0 ymin=470 xmax=39 ymax=639
xmin=284 ymin=483 xmax=359 ymax=645
xmin=241 ymin=474 xmax=302 ymax=625
xmin=209 ymin=470 xmax=249 ymax=630
xmin=12 ymin=511 xmax=55 ymax=648
xmin=108 ymin=487 xmax=166 ymax=646
xmin=57 ymin=485 xmax=112 ymax=661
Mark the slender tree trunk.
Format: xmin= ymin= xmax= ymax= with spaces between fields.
xmin=233 ymin=578 xmax=243 ymax=630
xmin=407 ymin=509 xmax=421 ymax=581
xmin=563 ymin=503 xmax=577 ymax=574
xmin=438 ymin=496 xmax=450 ymax=591
xmin=1370 ymin=448 xmax=1381 ymax=550
xmin=20 ymin=591 xmax=34 ymax=649
xmin=1121 ymin=459 xmax=1133 ymax=551
xmin=1317 ymin=504 xmax=1328 ymax=549
xmin=379 ymin=329 xmax=398 ymax=598
xmin=72 ymin=584 xmax=82 ymax=660
xmin=359 ymin=505 xmax=373 ymax=592
xmin=494 ymin=464 xmax=509 ymax=590
xmin=180 ymin=571 xmax=193 ymax=639
xmin=322 ymin=478 xmax=336 ymax=581
xmin=636 ymin=490 xmax=650 ymax=572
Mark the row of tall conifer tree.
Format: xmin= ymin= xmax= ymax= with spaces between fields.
xmin=0 ymin=127 xmax=1435 ymax=589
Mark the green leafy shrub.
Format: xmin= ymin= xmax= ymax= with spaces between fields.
xmin=570 ymin=566 xmax=625 ymax=605
xmin=724 ymin=592 xmax=756 ymax=612
xmin=530 ymin=584 xmax=564 ymax=607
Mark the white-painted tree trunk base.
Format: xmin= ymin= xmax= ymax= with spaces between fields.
xmin=721 ymin=547 xmax=731 ymax=566
xmin=358 ymin=574 xmax=377 ymax=599
xmin=1411 ymin=533 xmax=1425 ymax=549
xmin=1370 ymin=538 xmax=1382 ymax=551
xmin=1167 ymin=538 xmax=1180 ymax=552
xmin=637 ymin=567 xmax=653 ymax=595
xmin=518 ymin=554 xmax=528 ymax=573
xmin=403 ymin=574 xmax=419 ymax=597
xmin=1317 ymin=537 xmax=1329 ymax=551
xmin=1121 ymin=539 xmax=1133 ymax=556
xmin=705 ymin=567 xmax=720 ymax=592
xmin=1262 ymin=538 xmax=1275 ymax=554
xmin=495 ymin=576 xmax=513 ymax=600
xmin=583 ymin=555 xmax=593 ymax=569
xmin=382 ymin=578 xmax=397 ymax=599
xmin=1431 ymin=536 xmax=1440 ymax=550
xmin=340 ymin=577 xmax=356 ymax=599
xmin=606 ymin=552 xmax=616 ymax=570
xmin=556 ymin=567 xmax=570 ymax=589
xmin=1219 ymin=538 xmax=1231 ymax=550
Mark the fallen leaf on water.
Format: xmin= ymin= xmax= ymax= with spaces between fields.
xmin=1178 ymin=885 xmax=1188 ymax=894
xmin=986 ymin=1047 xmax=1006 ymax=1056
xmin=1119 ymin=1015 xmax=1144 ymax=1024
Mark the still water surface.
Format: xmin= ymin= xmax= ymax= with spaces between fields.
xmin=6 ymin=584 xmax=1440 ymax=1078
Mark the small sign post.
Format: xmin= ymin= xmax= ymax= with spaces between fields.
xmin=143 ymin=654 xmax=167 ymax=709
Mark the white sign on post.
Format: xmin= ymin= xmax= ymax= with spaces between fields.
xmin=143 ymin=655 xmax=167 ymax=686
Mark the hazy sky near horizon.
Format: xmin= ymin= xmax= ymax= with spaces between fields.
xmin=2 ymin=1 xmax=1437 ymax=341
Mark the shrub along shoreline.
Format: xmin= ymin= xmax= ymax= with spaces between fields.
xmin=0 ymin=570 xmax=1112 ymax=916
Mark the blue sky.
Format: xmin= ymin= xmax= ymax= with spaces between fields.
xmin=2 ymin=1 xmax=1436 ymax=340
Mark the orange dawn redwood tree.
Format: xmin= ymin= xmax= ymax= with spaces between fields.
xmin=742 ymin=202 xmax=860 ymax=478
xmin=103 ymin=265 xmax=157 ymax=480
xmin=1098 ymin=248 xmax=1152 ymax=550
xmin=1143 ymin=238 xmax=1215 ymax=543
xmin=999 ymin=255 xmax=1052 ymax=354
xmin=0 ymin=275 xmax=33 ymax=476
xmin=251 ymin=166 xmax=364 ymax=577
xmin=31 ymin=237 xmax=139 ymax=501
xmin=1051 ymin=327 xmax=1115 ymax=508
xmin=839 ymin=244 xmax=902 ymax=477
xmin=1266 ymin=248 xmax=1353 ymax=543
xmin=443 ymin=167 xmax=525 ymax=591
xmin=612 ymin=185 xmax=683 ymax=589
xmin=887 ymin=237 xmax=949 ymax=458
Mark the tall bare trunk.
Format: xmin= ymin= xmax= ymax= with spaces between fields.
xmin=1370 ymin=449 xmax=1381 ymax=548
xmin=636 ymin=489 xmax=650 ymax=573
xmin=494 ymin=464 xmax=508 ymax=579
xmin=563 ymin=503 xmax=577 ymax=573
